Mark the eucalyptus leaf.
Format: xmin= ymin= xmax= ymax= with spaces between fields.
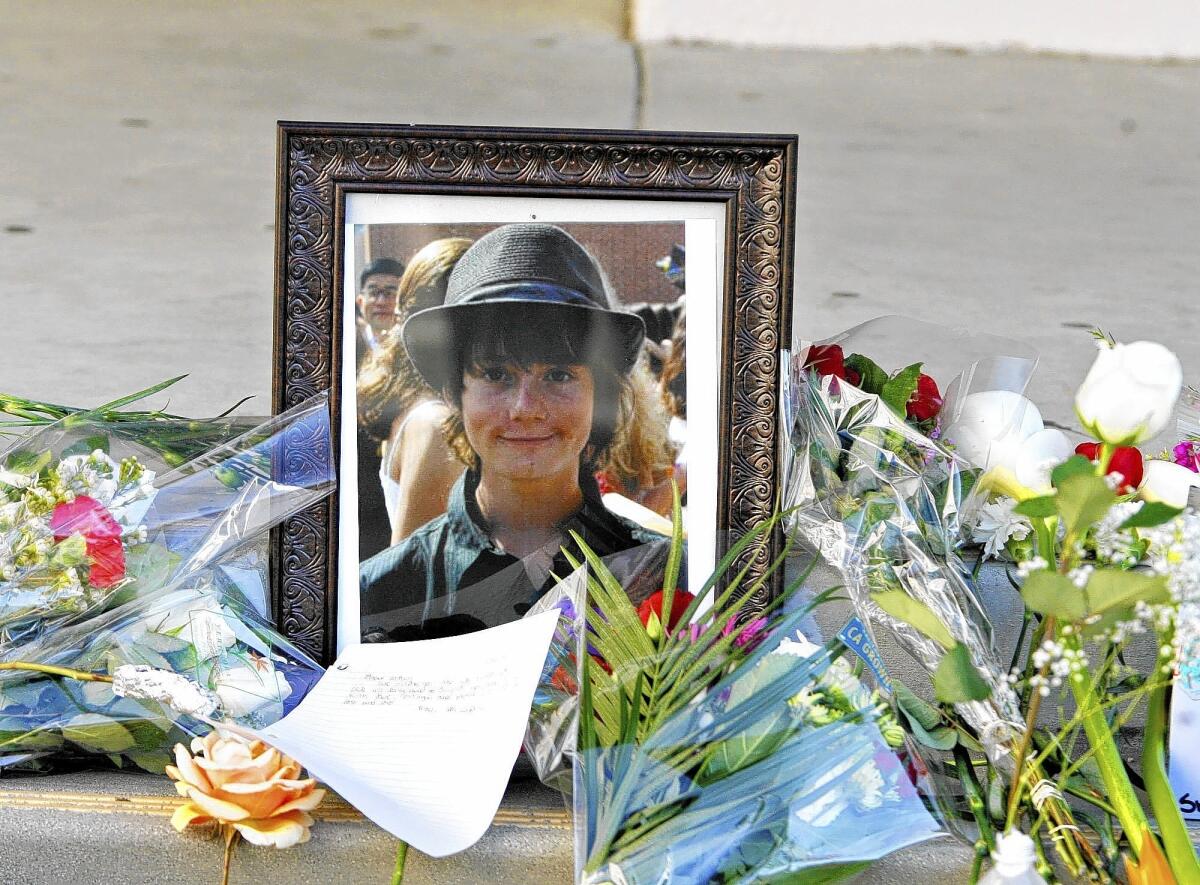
xmin=1055 ymin=472 xmax=1117 ymax=536
xmin=1021 ymin=570 xmax=1087 ymax=621
xmin=1120 ymin=502 xmax=1183 ymax=530
xmin=1013 ymin=496 xmax=1057 ymax=519
xmin=1051 ymin=455 xmax=1097 ymax=487
xmin=872 ymin=590 xmax=955 ymax=649
xmin=933 ymin=644 xmax=992 ymax=704
xmin=1084 ymin=569 xmax=1170 ymax=615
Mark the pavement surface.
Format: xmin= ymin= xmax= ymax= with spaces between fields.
xmin=2 ymin=2 xmax=1199 ymax=883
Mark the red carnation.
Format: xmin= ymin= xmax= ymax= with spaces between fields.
xmin=1075 ymin=442 xmax=1144 ymax=494
xmin=50 ymin=495 xmax=126 ymax=588
xmin=637 ymin=588 xmax=696 ymax=637
xmin=906 ymin=373 xmax=943 ymax=422
xmin=804 ymin=344 xmax=848 ymax=380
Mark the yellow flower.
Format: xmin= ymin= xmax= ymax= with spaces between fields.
xmin=166 ymin=731 xmax=324 ymax=849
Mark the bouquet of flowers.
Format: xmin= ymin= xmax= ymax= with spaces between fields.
xmin=525 ymin=509 xmax=946 ymax=884
xmin=0 ymin=383 xmax=333 ymax=772
xmin=785 ymin=317 xmax=1200 ymax=882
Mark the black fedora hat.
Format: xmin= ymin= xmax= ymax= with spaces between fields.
xmin=402 ymin=224 xmax=646 ymax=390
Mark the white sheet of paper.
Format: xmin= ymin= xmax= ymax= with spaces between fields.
xmin=226 ymin=608 xmax=561 ymax=857
xmin=1170 ymin=675 xmax=1200 ymax=823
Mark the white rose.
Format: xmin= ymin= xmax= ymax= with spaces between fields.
xmin=149 ymin=593 xmax=238 ymax=661
xmin=1074 ymin=341 xmax=1183 ymax=445
xmin=213 ymin=660 xmax=292 ymax=719
xmin=1139 ymin=460 xmax=1200 ymax=509
xmin=943 ymin=391 xmax=1071 ymax=493
xmin=1012 ymin=428 xmax=1074 ymax=493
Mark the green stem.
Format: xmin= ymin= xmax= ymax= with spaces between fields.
xmin=0 ymin=662 xmax=113 ymax=683
xmin=1142 ymin=641 xmax=1200 ymax=884
xmin=1064 ymin=638 xmax=1151 ymax=859
xmin=391 ymin=841 xmax=408 ymax=885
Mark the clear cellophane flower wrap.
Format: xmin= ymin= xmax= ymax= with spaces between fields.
xmin=779 ymin=317 xmax=1109 ymax=870
xmin=0 ymin=395 xmax=334 ymax=771
xmin=782 ymin=318 xmax=1037 ymax=709
xmin=523 ymin=531 xmax=947 ymax=885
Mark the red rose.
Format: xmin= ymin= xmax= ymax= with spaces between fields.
xmin=637 ymin=588 xmax=696 ymax=637
xmin=804 ymin=344 xmax=849 ymax=381
xmin=1075 ymin=442 xmax=1144 ymax=494
xmin=906 ymin=373 xmax=943 ymax=422
xmin=50 ymin=495 xmax=126 ymax=588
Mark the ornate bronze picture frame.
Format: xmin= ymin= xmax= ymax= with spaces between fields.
xmin=272 ymin=122 xmax=796 ymax=664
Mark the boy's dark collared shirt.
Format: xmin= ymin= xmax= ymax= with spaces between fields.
xmin=360 ymin=468 xmax=665 ymax=639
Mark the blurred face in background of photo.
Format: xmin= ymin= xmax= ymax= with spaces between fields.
xmin=357 ymin=272 xmax=402 ymax=336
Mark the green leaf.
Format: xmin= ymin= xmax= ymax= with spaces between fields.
xmin=61 ymin=714 xmax=136 ymax=753
xmin=844 ymin=353 xmax=889 ymax=395
xmin=1021 ymin=570 xmax=1088 ymax=620
xmin=62 ymin=434 xmax=110 ymax=458
xmin=1120 ymin=502 xmax=1184 ymax=530
xmin=880 ymin=363 xmax=923 ymax=416
xmin=934 ymin=644 xmax=992 ymax=703
xmin=123 ymin=543 xmax=182 ymax=590
xmin=701 ymin=658 xmax=794 ymax=781
xmin=1085 ymin=569 xmax=1170 ymax=615
xmin=136 ymin=630 xmax=192 ymax=656
xmin=987 ymin=771 xmax=1008 ymax=822
xmin=5 ymin=448 xmax=52 ymax=475
xmin=0 ymin=723 xmax=63 ymax=751
xmin=871 ymin=590 xmax=955 ymax=649
xmin=80 ymin=680 xmax=116 ymax=708
xmin=894 ymin=682 xmax=958 ymax=751
xmin=1051 ymin=455 xmax=1097 ymax=487
xmin=125 ymin=750 xmax=170 ymax=774
xmin=50 ymin=534 xmax=89 ymax=568
xmin=1013 ymin=496 xmax=1057 ymax=519
xmin=1055 ymin=473 xmax=1117 ymax=536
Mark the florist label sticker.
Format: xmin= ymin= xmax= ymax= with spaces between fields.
xmin=839 ymin=616 xmax=893 ymax=694
xmin=1169 ymin=671 xmax=1200 ymax=822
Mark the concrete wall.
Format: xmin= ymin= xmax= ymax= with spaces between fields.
xmin=632 ymin=0 xmax=1200 ymax=59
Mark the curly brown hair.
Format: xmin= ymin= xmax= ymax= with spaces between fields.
xmin=356 ymin=237 xmax=473 ymax=441
xmin=439 ymin=325 xmax=675 ymax=488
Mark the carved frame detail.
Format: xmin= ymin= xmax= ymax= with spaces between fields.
xmin=272 ymin=122 xmax=797 ymax=664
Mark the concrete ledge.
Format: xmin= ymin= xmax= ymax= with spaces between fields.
xmin=0 ymin=771 xmax=573 ymax=885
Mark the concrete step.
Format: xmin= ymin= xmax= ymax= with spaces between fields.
xmin=0 ymin=767 xmax=987 ymax=884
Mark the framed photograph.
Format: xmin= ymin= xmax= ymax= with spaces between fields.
xmin=272 ymin=123 xmax=796 ymax=664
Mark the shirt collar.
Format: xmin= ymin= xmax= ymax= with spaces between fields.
xmin=446 ymin=465 xmax=629 ymax=553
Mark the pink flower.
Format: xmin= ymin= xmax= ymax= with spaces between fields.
xmin=721 ymin=616 xmax=768 ymax=651
xmin=1174 ymin=440 xmax=1200 ymax=473
xmin=50 ymin=495 xmax=126 ymax=588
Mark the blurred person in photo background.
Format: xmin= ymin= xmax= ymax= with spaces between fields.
xmin=357 ymin=237 xmax=474 ymax=551
xmin=354 ymin=256 xmax=405 ymax=559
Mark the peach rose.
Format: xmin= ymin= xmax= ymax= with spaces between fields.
xmin=166 ymin=731 xmax=325 ymax=849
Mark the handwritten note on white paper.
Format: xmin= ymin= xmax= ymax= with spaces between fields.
xmin=1170 ymin=675 xmax=1200 ymax=822
xmin=229 ymin=608 xmax=561 ymax=857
